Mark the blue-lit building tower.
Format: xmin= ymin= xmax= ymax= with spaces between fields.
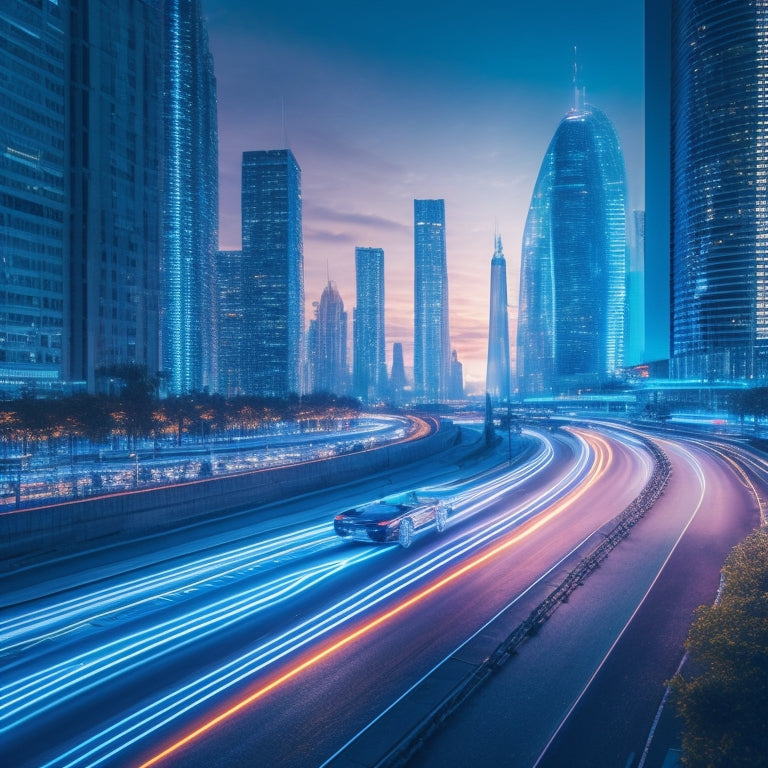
xmin=0 ymin=0 xmax=67 ymax=396
xmin=353 ymin=247 xmax=386 ymax=401
xmin=216 ymin=250 xmax=244 ymax=398
xmin=414 ymin=199 xmax=451 ymax=402
xmin=485 ymin=235 xmax=511 ymax=403
xmin=517 ymin=99 xmax=628 ymax=395
xmin=241 ymin=150 xmax=304 ymax=398
xmin=671 ymin=0 xmax=768 ymax=381
xmin=162 ymin=0 xmax=219 ymax=394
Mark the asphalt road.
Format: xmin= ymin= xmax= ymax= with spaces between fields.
xmin=406 ymin=432 xmax=762 ymax=768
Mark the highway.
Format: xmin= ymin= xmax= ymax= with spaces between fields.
xmin=1 ymin=421 xmax=761 ymax=768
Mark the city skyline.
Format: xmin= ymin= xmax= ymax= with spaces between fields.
xmin=202 ymin=0 xmax=644 ymax=391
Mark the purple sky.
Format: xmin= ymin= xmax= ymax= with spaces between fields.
xmin=203 ymin=1 xmax=644 ymax=392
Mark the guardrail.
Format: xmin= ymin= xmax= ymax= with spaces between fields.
xmin=369 ymin=434 xmax=672 ymax=768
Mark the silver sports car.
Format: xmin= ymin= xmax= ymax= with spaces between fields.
xmin=333 ymin=491 xmax=452 ymax=548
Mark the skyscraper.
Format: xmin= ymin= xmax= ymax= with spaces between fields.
xmin=216 ymin=250 xmax=244 ymax=398
xmin=645 ymin=0 xmax=672 ymax=365
xmin=485 ymin=235 xmax=511 ymax=403
xmin=162 ymin=0 xmax=219 ymax=394
xmin=353 ymin=247 xmax=385 ymax=401
xmin=241 ymin=149 xmax=304 ymax=397
xmin=517 ymin=99 xmax=628 ymax=395
xmin=310 ymin=281 xmax=348 ymax=395
xmin=671 ymin=0 xmax=768 ymax=381
xmin=0 ymin=0 xmax=67 ymax=396
xmin=414 ymin=199 xmax=451 ymax=402
xmin=390 ymin=342 xmax=407 ymax=403
xmin=69 ymin=0 xmax=163 ymax=392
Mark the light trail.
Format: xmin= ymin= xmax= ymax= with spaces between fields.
xmin=0 ymin=522 xmax=337 ymax=654
xmin=27 ymin=431 xmax=615 ymax=768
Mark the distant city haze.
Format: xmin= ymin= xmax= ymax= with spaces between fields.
xmin=203 ymin=0 xmax=644 ymax=391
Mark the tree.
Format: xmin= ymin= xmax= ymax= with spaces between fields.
xmin=671 ymin=529 xmax=768 ymax=767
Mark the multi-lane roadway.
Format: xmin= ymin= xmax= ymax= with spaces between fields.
xmin=1 ymin=420 xmax=764 ymax=768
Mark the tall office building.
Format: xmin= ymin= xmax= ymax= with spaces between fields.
xmin=309 ymin=281 xmax=348 ymax=395
xmin=671 ymin=0 xmax=768 ymax=381
xmin=645 ymin=0 xmax=672 ymax=365
xmin=241 ymin=149 xmax=304 ymax=397
xmin=162 ymin=0 xmax=219 ymax=394
xmin=414 ymin=199 xmax=451 ymax=402
xmin=69 ymin=0 xmax=163 ymax=392
xmin=390 ymin=342 xmax=407 ymax=403
xmin=353 ymin=247 xmax=386 ymax=401
xmin=485 ymin=235 xmax=511 ymax=403
xmin=0 ymin=0 xmax=67 ymax=396
xmin=216 ymin=250 xmax=244 ymax=398
xmin=626 ymin=210 xmax=646 ymax=367
xmin=517 ymin=99 xmax=628 ymax=395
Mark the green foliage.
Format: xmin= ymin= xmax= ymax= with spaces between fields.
xmin=671 ymin=529 xmax=768 ymax=767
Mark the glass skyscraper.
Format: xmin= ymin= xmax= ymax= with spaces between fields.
xmin=69 ymin=0 xmax=163 ymax=392
xmin=671 ymin=0 xmax=768 ymax=381
xmin=414 ymin=199 xmax=451 ymax=402
xmin=485 ymin=235 xmax=511 ymax=403
xmin=517 ymin=101 xmax=628 ymax=395
xmin=310 ymin=281 xmax=348 ymax=395
xmin=241 ymin=149 xmax=304 ymax=398
xmin=162 ymin=0 xmax=219 ymax=394
xmin=0 ymin=0 xmax=67 ymax=396
xmin=216 ymin=250 xmax=244 ymax=398
xmin=353 ymin=247 xmax=385 ymax=401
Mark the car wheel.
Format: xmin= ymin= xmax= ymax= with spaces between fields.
xmin=399 ymin=518 xmax=414 ymax=548
xmin=436 ymin=504 xmax=448 ymax=533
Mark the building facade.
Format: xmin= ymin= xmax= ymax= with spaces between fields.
xmin=69 ymin=0 xmax=163 ymax=393
xmin=353 ymin=247 xmax=385 ymax=401
xmin=0 ymin=0 xmax=67 ymax=396
xmin=216 ymin=250 xmax=243 ymax=398
xmin=309 ymin=281 xmax=348 ymax=395
xmin=517 ymin=102 xmax=628 ymax=395
xmin=670 ymin=0 xmax=768 ymax=381
xmin=241 ymin=149 xmax=304 ymax=398
xmin=413 ymin=199 xmax=451 ymax=402
xmin=485 ymin=235 xmax=511 ymax=403
xmin=161 ymin=0 xmax=218 ymax=394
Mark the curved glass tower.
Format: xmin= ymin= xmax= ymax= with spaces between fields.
xmin=671 ymin=0 xmax=768 ymax=381
xmin=517 ymin=103 xmax=628 ymax=395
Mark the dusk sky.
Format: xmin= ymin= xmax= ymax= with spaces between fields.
xmin=203 ymin=0 xmax=644 ymax=392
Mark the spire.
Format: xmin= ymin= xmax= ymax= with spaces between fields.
xmin=572 ymin=46 xmax=580 ymax=112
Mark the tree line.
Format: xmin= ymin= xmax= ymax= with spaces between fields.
xmin=0 ymin=365 xmax=362 ymax=454
xmin=671 ymin=527 xmax=768 ymax=766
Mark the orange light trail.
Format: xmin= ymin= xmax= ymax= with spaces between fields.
xmin=137 ymin=429 xmax=612 ymax=768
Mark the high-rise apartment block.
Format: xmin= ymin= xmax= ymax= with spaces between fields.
xmin=162 ymin=0 xmax=218 ymax=394
xmin=670 ymin=0 xmax=768 ymax=381
xmin=353 ymin=247 xmax=386 ymax=402
xmin=241 ymin=149 xmax=304 ymax=398
xmin=485 ymin=235 xmax=511 ymax=403
xmin=517 ymin=100 xmax=628 ymax=395
xmin=413 ymin=199 xmax=451 ymax=402
xmin=0 ymin=0 xmax=67 ymax=396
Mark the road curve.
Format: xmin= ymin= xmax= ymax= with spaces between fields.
xmin=406 ymin=428 xmax=762 ymax=768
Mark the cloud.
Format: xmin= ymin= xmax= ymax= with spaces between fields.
xmin=305 ymin=204 xmax=409 ymax=234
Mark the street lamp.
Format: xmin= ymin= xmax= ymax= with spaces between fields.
xmin=129 ymin=453 xmax=138 ymax=487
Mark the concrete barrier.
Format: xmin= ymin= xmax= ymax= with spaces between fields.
xmin=0 ymin=417 xmax=458 ymax=563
